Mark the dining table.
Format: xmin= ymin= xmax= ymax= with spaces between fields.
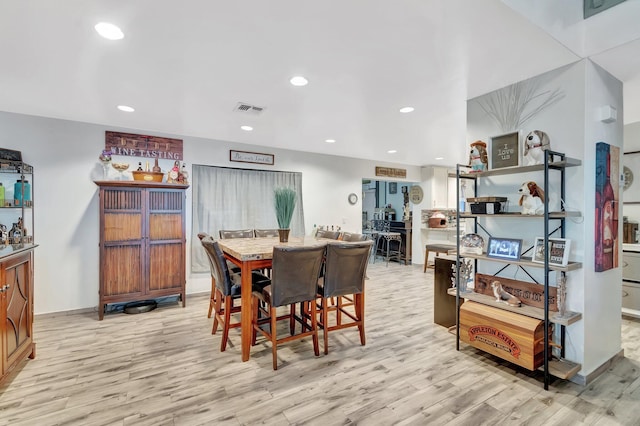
xmin=217 ymin=236 xmax=330 ymax=361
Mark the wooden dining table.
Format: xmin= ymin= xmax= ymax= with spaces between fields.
xmin=217 ymin=236 xmax=330 ymax=361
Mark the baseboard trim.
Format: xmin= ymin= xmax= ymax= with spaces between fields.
xmin=570 ymin=349 xmax=625 ymax=386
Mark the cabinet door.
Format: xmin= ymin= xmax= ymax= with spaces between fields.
xmin=2 ymin=253 xmax=32 ymax=369
xmin=101 ymin=187 xmax=145 ymax=298
xmin=147 ymin=189 xmax=185 ymax=292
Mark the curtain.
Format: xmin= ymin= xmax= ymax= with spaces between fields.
xmin=191 ymin=165 xmax=305 ymax=272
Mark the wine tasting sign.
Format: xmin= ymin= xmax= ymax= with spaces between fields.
xmin=105 ymin=131 xmax=183 ymax=160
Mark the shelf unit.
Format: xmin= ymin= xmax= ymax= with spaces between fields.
xmin=0 ymin=162 xmax=34 ymax=245
xmin=454 ymin=150 xmax=582 ymax=390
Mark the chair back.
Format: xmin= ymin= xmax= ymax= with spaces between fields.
xmin=316 ymin=229 xmax=340 ymax=239
xmin=270 ymin=245 xmax=325 ymax=307
xmin=322 ymin=240 xmax=373 ymax=298
xmin=197 ymin=232 xmax=210 ymax=241
xmin=341 ymin=232 xmax=367 ymax=242
xmin=200 ymin=239 xmax=235 ymax=296
xmin=219 ymin=229 xmax=254 ymax=239
xmin=254 ymin=228 xmax=279 ymax=237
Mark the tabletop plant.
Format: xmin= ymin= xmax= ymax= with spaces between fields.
xmin=274 ymin=187 xmax=297 ymax=230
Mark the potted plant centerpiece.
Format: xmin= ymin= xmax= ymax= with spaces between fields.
xmin=274 ymin=187 xmax=296 ymax=242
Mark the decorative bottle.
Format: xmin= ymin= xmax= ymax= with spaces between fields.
xmin=137 ymin=162 xmax=143 ymax=171
xmin=0 ymin=182 xmax=4 ymax=206
xmin=152 ymin=158 xmax=161 ymax=173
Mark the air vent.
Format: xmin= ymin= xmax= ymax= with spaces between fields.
xmin=233 ymin=102 xmax=265 ymax=115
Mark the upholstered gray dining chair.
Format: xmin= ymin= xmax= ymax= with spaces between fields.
xmin=200 ymin=238 xmax=269 ymax=351
xmin=340 ymin=232 xmax=368 ymax=242
xmin=316 ymin=240 xmax=372 ymax=354
xmin=219 ymin=229 xmax=254 ymax=239
xmin=316 ymin=229 xmax=340 ymax=239
xmin=254 ymin=229 xmax=279 ymax=237
xmin=251 ymin=244 xmax=325 ymax=369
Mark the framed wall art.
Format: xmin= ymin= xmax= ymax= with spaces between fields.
xmin=489 ymin=131 xmax=520 ymax=170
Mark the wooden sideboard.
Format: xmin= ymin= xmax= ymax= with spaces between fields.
xmin=1 ymin=245 xmax=36 ymax=385
xmin=95 ymin=181 xmax=188 ymax=320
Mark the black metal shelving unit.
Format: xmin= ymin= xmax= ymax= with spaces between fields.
xmin=454 ymin=150 xmax=582 ymax=390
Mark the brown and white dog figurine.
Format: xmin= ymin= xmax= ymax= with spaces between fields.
xmin=491 ymin=281 xmax=521 ymax=307
xmin=523 ymin=130 xmax=551 ymax=166
xmin=518 ymin=181 xmax=545 ymax=215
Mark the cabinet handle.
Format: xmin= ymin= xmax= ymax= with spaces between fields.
xmin=622 ymin=291 xmax=629 ymax=298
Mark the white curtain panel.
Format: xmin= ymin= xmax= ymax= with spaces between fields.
xmin=191 ymin=165 xmax=305 ymax=272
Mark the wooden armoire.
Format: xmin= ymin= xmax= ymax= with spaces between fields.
xmin=95 ymin=181 xmax=188 ymax=320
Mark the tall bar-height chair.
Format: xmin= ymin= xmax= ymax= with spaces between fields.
xmin=254 ymin=229 xmax=279 ymax=237
xmin=251 ymin=244 xmax=325 ymax=370
xmin=197 ymin=232 xmax=218 ymax=318
xmin=316 ymin=240 xmax=372 ymax=354
xmin=316 ymin=229 xmax=340 ymax=239
xmin=219 ymin=229 xmax=255 ymax=239
xmin=200 ymin=238 xmax=269 ymax=351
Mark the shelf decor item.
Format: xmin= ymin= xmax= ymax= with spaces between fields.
xmin=274 ymin=187 xmax=297 ymax=242
xmin=490 ymin=131 xmax=520 ymax=169
xmin=532 ymin=237 xmax=571 ymax=267
xmin=460 ymin=233 xmax=484 ymax=255
xmin=468 ymin=141 xmax=488 ymax=172
xmin=98 ymin=149 xmax=112 ymax=180
xmin=487 ymin=237 xmax=522 ymax=261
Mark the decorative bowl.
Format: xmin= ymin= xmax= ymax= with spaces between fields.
xmin=132 ymin=171 xmax=164 ymax=182
xmin=111 ymin=163 xmax=130 ymax=172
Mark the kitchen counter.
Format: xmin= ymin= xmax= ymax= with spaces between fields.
xmin=623 ymin=243 xmax=640 ymax=252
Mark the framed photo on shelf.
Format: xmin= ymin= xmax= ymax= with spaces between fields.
xmin=487 ymin=237 xmax=522 ymax=260
xmin=532 ymin=237 xmax=571 ymax=267
xmin=489 ymin=131 xmax=520 ymax=170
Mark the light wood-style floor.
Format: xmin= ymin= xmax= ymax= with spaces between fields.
xmin=2 ymin=262 xmax=640 ymax=425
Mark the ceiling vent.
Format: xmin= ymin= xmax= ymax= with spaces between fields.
xmin=233 ymin=102 xmax=265 ymax=115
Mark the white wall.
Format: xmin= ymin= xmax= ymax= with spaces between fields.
xmin=0 ymin=110 xmax=422 ymax=314
xmin=466 ymin=59 xmax=623 ymax=378
xmin=623 ymin=121 xmax=640 ymax=223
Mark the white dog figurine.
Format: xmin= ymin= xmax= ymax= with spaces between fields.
xmin=523 ymin=130 xmax=551 ymax=166
xmin=491 ymin=281 xmax=521 ymax=307
xmin=469 ymin=140 xmax=488 ymax=172
xmin=518 ymin=181 xmax=545 ymax=215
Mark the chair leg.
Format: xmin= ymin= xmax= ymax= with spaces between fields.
xmin=208 ymin=277 xmax=216 ymax=318
xmin=322 ymin=296 xmax=329 ymax=355
xmin=252 ymin=296 xmax=259 ymax=346
xmin=336 ymin=296 xmax=343 ymax=325
xmin=271 ymin=305 xmax=278 ymax=370
xmin=212 ymin=288 xmax=222 ymax=334
xmin=221 ymin=295 xmax=232 ymax=352
xmin=423 ymin=249 xmax=429 ymax=273
xmin=289 ymin=304 xmax=296 ymax=335
xmin=310 ymin=299 xmax=320 ymax=357
xmin=356 ymin=292 xmax=365 ymax=346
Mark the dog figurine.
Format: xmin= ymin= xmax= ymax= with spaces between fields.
xmin=491 ymin=281 xmax=521 ymax=307
xmin=469 ymin=141 xmax=488 ymax=172
xmin=518 ymin=181 xmax=545 ymax=215
xmin=523 ymin=130 xmax=551 ymax=166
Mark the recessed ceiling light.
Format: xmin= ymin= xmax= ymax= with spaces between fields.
xmin=117 ymin=105 xmax=135 ymax=112
xmin=325 ymin=139 xmax=336 ymax=143
xmin=240 ymin=125 xmax=253 ymax=131
xmin=387 ymin=150 xmax=397 ymax=154
xmin=435 ymin=157 xmax=444 ymax=160
xmin=290 ymin=76 xmax=308 ymax=86
xmin=95 ymin=22 xmax=124 ymax=40
xmin=399 ymin=107 xmax=414 ymax=113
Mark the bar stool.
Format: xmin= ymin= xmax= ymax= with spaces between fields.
xmin=378 ymin=231 xmax=402 ymax=266
xmin=423 ymin=243 xmax=456 ymax=272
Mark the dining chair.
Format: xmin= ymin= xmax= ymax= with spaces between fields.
xmin=197 ymin=232 xmax=219 ymax=318
xmin=316 ymin=229 xmax=340 ymax=239
xmin=219 ymin=229 xmax=255 ymax=239
xmin=251 ymin=244 xmax=325 ymax=369
xmin=341 ymin=232 xmax=368 ymax=242
xmin=254 ymin=228 xmax=279 ymax=237
xmin=200 ymin=238 xmax=270 ymax=351
xmin=316 ymin=240 xmax=373 ymax=354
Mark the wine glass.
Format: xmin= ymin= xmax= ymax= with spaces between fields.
xmin=112 ymin=163 xmax=130 ymax=180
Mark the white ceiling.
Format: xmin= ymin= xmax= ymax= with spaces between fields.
xmin=1 ymin=0 xmax=639 ymax=166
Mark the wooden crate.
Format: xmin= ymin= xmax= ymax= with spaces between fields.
xmin=459 ymin=301 xmax=550 ymax=370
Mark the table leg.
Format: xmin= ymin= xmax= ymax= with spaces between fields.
xmin=241 ymin=261 xmax=253 ymax=362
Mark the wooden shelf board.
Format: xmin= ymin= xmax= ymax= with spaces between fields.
xmin=543 ymin=359 xmax=581 ymax=380
xmin=460 ymin=211 xmax=581 ymax=219
xmin=457 ymin=253 xmax=582 ymax=272
xmin=447 ymin=288 xmax=582 ymax=326
xmin=457 ymin=158 xmax=581 ymax=179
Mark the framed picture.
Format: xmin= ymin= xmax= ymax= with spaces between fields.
xmin=389 ymin=182 xmax=397 ymax=194
xmin=489 ymin=131 xmax=520 ymax=170
xmin=623 ymin=151 xmax=640 ymax=204
xmin=532 ymin=237 xmax=571 ymax=267
xmin=487 ymin=237 xmax=522 ymax=260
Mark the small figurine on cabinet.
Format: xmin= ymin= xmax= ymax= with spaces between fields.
xmin=491 ymin=281 xmax=521 ymax=307
xmin=167 ymin=160 xmax=180 ymax=183
xmin=469 ymin=141 xmax=488 ymax=172
xmin=523 ymin=130 xmax=551 ymax=166
xmin=0 ymin=224 xmax=7 ymax=244
xmin=518 ymin=181 xmax=545 ymax=215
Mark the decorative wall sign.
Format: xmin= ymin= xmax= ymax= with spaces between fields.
xmin=486 ymin=237 xmax=522 ymax=260
xmin=623 ymin=151 xmax=640 ymax=204
xmin=595 ymin=142 xmax=620 ymax=272
xmin=490 ymin=131 xmax=520 ymax=169
xmin=388 ymin=182 xmax=397 ymax=194
xmin=375 ymin=166 xmax=406 ymax=178
xmin=106 ymin=131 xmax=183 ymax=160
xmin=229 ymin=150 xmax=274 ymax=165
xmin=409 ymin=185 xmax=424 ymax=203
xmin=474 ymin=273 xmax=558 ymax=311
xmin=0 ymin=148 xmax=22 ymax=163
